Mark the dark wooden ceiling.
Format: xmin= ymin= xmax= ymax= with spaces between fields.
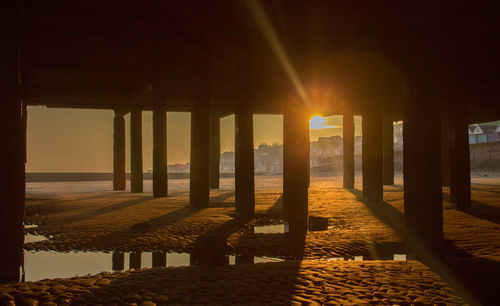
xmin=22 ymin=0 xmax=499 ymax=120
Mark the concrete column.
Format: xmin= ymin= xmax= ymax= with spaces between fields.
xmin=362 ymin=119 xmax=367 ymax=195
xmin=441 ymin=112 xmax=451 ymax=187
xmin=450 ymin=106 xmax=471 ymax=211
xmin=235 ymin=107 xmax=255 ymax=220
xmin=403 ymin=97 xmax=443 ymax=256
xmin=283 ymin=105 xmax=309 ymax=234
xmin=22 ymin=102 xmax=27 ymax=164
xmin=152 ymin=108 xmax=167 ymax=197
xmin=129 ymin=252 xmax=141 ymax=269
xmin=130 ymin=109 xmax=143 ymax=193
xmin=382 ymin=117 xmax=395 ymax=185
xmin=343 ymin=113 xmax=355 ymax=189
xmin=113 ymin=110 xmax=126 ymax=190
xmin=0 ymin=4 xmax=25 ymax=284
xmin=362 ymin=114 xmax=383 ymax=202
xmin=152 ymin=71 xmax=168 ymax=197
xmin=209 ymin=113 xmax=220 ymax=189
xmin=190 ymin=102 xmax=210 ymax=209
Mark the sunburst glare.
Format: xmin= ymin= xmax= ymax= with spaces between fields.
xmin=309 ymin=115 xmax=338 ymax=130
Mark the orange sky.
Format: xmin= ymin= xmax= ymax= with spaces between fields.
xmin=27 ymin=107 xmax=361 ymax=172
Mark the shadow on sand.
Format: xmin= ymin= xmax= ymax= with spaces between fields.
xmin=442 ymin=192 xmax=500 ymax=226
xmin=81 ymin=202 xmax=307 ymax=304
xmin=348 ymin=188 xmax=499 ymax=305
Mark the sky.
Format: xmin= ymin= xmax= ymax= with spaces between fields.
xmin=27 ymin=107 xmax=361 ymax=172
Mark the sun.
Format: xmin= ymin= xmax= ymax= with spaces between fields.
xmin=309 ymin=115 xmax=338 ymax=130
xmin=310 ymin=115 xmax=327 ymax=130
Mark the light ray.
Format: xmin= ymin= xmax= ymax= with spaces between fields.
xmin=244 ymin=0 xmax=310 ymax=107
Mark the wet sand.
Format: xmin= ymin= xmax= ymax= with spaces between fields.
xmin=24 ymin=176 xmax=500 ymax=260
xmin=11 ymin=176 xmax=500 ymax=304
xmin=0 ymin=260 xmax=463 ymax=305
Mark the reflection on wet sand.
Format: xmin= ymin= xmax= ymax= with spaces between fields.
xmin=18 ymin=248 xmax=407 ymax=282
xmin=152 ymin=251 xmax=167 ymax=267
xmin=16 ymin=227 xmax=413 ymax=284
xmin=9 ymin=223 xmax=406 ymax=283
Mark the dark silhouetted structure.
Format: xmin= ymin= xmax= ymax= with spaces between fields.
xmin=1 ymin=1 xmax=499 ymax=282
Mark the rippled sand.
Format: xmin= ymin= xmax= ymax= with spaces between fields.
xmin=13 ymin=175 xmax=500 ymax=304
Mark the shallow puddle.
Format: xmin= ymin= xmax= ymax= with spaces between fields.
xmin=253 ymin=220 xmax=288 ymax=234
xmin=21 ymin=250 xmax=285 ymax=282
xmin=22 ymin=251 xmax=191 ymax=282
xmin=254 ymin=224 xmax=286 ymax=234
xmin=21 ymin=250 xmax=407 ymax=282
xmin=25 ymin=234 xmax=48 ymax=243
xmin=393 ymin=254 xmax=407 ymax=260
xmin=24 ymin=224 xmax=51 ymax=243
xmin=327 ymin=254 xmax=407 ymax=262
xmin=228 ymin=255 xmax=285 ymax=265
xmin=21 ymin=224 xmax=403 ymax=282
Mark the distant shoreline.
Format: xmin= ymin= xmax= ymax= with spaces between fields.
xmin=25 ymin=170 xmax=500 ymax=183
xmin=26 ymin=172 xmax=229 ymax=182
xmin=25 ymin=172 xmax=285 ymax=182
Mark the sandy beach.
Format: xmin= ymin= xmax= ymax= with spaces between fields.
xmin=3 ymin=175 xmax=498 ymax=304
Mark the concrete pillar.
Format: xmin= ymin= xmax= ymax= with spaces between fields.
xmin=343 ymin=113 xmax=355 ymax=189
xmin=235 ymin=107 xmax=255 ymax=220
xmin=450 ymin=106 xmax=471 ymax=211
xmin=22 ymin=102 xmax=27 ymax=164
xmin=362 ymin=114 xmax=383 ymax=202
xmin=0 ymin=4 xmax=25 ymax=284
xmin=190 ymin=101 xmax=210 ymax=209
xmin=152 ymin=72 xmax=168 ymax=197
xmin=403 ymin=97 xmax=443 ymax=256
xmin=129 ymin=252 xmax=141 ymax=269
xmin=209 ymin=113 xmax=220 ymax=189
xmin=113 ymin=110 xmax=126 ymax=190
xmin=361 ymin=116 xmax=370 ymax=198
xmin=152 ymin=251 xmax=167 ymax=267
xmin=152 ymin=107 xmax=167 ymax=197
xmin=382 ymin=117 xmax=395 ymax=185
xmin=441 ymin=112 xmax=452 ymax=187
xmin=283 ymin=104 xmax=309 ymax=234
xmin=130 ymin=109 xmax=143 ymax=193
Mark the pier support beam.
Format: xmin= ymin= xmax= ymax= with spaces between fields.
xmin=362 ymin=114 xmax=383 ymax=202
xmin=153 ymin=107 xmax=167 ymax=197
xmin=235 ymin=107 xmax=254 ymax=220
xmin=152 ymin=78 xmax=168 ymax=197
xmin=404 ymin=97 xmax=443 ymax=256
xmin=190 ymin=101 xmax=210 ymax=209
xmin=0 ymin=4 xmax=25 ymax=284
xmin=450 ymin=105 xmax=471 ymax=211
xmin=113 ymin=110 xmax=126 ymax=190
xmin=382 ymin=117 xmax=394 ymax=185
xmin=343 ymin=113 xmax=355 ymax=189
xmin=441 ymin=112 xmax=452 ymax=187
xmin=283 ymin=104 xmax=309 ymax=234
xmin=130 ymin=109 xmax=143 ymax=193
xmin=209 ymin=113 xmax=220 ymax=189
